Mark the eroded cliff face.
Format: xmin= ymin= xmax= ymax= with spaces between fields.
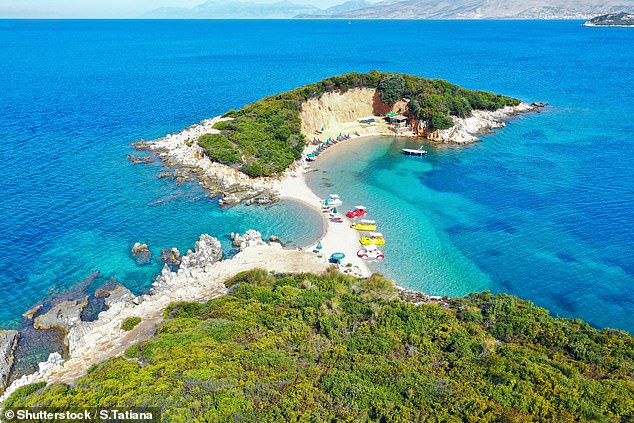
xmin=299 ymin=88 xmax=408 ymax=137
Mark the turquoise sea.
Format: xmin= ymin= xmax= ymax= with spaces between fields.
xmin=0 ymin=20 xmax=632 ymax=333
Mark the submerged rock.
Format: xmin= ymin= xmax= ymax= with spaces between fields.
xmin=1 ymin=352 xmax=63 ymax=401
xmin=131 ymin=242 xmax=152 ymax=266
xmin=34 ymin=297 xmax=89 ymax=333
xmin=127 ymin=154 xmax=151 ymax=164
xmin=22 ymin=304 xmax=43 ymax=320
xmin=161 ymin=247 xmax=182 ymax=267
xmin=0 ymin=330 xmax=19 ymax=394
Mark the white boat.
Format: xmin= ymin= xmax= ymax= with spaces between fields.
xmin=402 ymin=144 xmax=427 ymax=156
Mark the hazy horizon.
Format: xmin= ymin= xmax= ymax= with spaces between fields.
xmin=0 ymin=0 xmax=352 ymax=18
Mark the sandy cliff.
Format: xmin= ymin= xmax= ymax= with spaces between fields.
xmin=300 ymin=88 xmax=409 ymax=139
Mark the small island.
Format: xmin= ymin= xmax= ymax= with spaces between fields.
xmin=583 ymin=12 xmax=634 ymax=26
xmin=135 ymin=71 xmax=541 ymax=205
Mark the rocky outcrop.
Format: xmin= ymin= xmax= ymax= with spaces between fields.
xmin=151 ymin=234 xmax=224 ymax=294
xmin=0 ymin=330 xmax=19 ymax=394
xmin=127 ymin=154 xmax=151 ymax=164
xmin=134 ymin=117 xmax=274 ymax=205
xmin=231 ymin=230 xmax=265 ymax=251
xmin=33 ymin=298 xmax=89 ymax=334
xmin=425 ymin=102 xmax=540 ymax=144
xmin=131 ymin=242 xmax=152 ymax=265
xmin=98 ymin=285 xmax=135 ymax=309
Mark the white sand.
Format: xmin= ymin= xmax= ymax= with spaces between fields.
xmin=277 ymin=164 xmax=372 ymax=278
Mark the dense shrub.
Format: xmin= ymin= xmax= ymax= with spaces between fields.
xmin=378 ymin=74 xmax=405 ymax=104
xmin=9 ymin=271 xmax=633 ymax=422
xmin=197 ymin=133 xmax=240 ymax=165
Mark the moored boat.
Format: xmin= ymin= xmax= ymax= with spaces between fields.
xmin=346 ymin=205 xmax=367 ymax=218
xmin=357 ymin=244 xmax=385 ymax=260
xmin=402 ymin=144 xmax=427 ymax=156
xmin=351 ymin=219 xmax=376 ymax=231
xmin=360 ymin=232 xmax=385 ymax=245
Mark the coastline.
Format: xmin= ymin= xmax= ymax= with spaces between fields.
xmin=0 ymin=90 xmax=540 ymax=403
xmin=0 ymin=233 xmax=329 ymax=402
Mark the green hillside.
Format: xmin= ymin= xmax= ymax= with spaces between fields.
xmin=7 ymin=269 xmax=631 ymax=422
xmin=203 ymin=72 xmax=520 ymax=177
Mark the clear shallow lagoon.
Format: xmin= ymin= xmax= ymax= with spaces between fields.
xmin=0 ymin=20 xmax=632 ymax=332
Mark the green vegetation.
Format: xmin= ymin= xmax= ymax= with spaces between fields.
xmin=121 ymin=316 xmax=142 ymax=332
xmin=201 ymin=71 xmax=520 ymax=176
xmin=8 ymin=270 xmax=633 ymax=422
xmin=377 ymin=73 xmax=405 ymax=105
xmin=197 ymin=134 xmax=240 ymax=165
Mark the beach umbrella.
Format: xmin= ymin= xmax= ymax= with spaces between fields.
xmin=316 ymin=241 xmax=322 ymax=250
xmin=332 ymin=206 xmax=338 ymax=214
xmin=331 ymin=252 xmax=345 ymax=260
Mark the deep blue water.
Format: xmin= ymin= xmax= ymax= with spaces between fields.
xmin=1 ymin=20 xmax=632 ymax=332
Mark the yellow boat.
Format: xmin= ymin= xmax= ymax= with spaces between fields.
xmin=351 ymin=219 xmax=377 ymax=231
xmin=360 ymin=232 xmax=385 ymax=245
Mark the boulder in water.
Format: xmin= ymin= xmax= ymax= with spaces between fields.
xmin=131 ymin=242 xmax=152 ymax=265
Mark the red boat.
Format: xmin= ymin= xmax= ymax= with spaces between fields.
xmin=346 ymin=206 xmax=367 ymax=219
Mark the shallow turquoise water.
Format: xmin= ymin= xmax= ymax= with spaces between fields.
xmin=0 ymin=19 xmax=632 ymax=332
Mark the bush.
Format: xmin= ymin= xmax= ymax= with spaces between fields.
xmin=197 ymin=133 xmax=240 ymax=165
xmin=121 ymin=316 xmax=142 ymax=331
xmin=378 ymin=74 xmax=405 ymax=105
xmin=8 ymin=270 xmax=634 ymax=422
xmin=430 ymin=113 xmax=455 ymax=131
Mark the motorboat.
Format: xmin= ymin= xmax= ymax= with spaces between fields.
xmin=357 ymin=244 xmax=385 ymax=260
xmin=351 ymin=219 xmax=376 ymax=231
xmin=360 ymin=232 xmax=385 ymax=245
xmin=346 ymin=205 xmax=367 ymax=219
xmin=402 ymin=144 xmax=427 ymax=156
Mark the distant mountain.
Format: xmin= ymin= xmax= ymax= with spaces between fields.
xmin=583 ymin=12 xmax=634 ymax=26
xmin=145 ymin=0 xmax=321 ymax=18
xmin=299 ymin=0 xmax=634 ymax=20
xmin=146 ymin=0 xmax=634 ymax=19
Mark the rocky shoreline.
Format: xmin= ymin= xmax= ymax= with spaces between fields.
xmin=427 ymin=102 xmax=543 ymax=143
xmin=0 ymin=230 xmax=328 ymax=402
xmin=133 ymin=117 xmax=280 ymax=205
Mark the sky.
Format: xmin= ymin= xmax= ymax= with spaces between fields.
xmin=0 ymin=0 xmax=348 ymax=18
